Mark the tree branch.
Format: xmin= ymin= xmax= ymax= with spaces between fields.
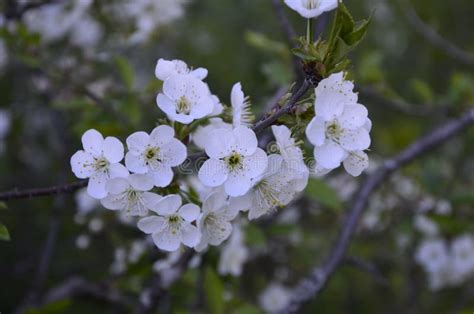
xmin=400 ymin=0 xmax=474 ymax=67
xmin=280 ymin=107 xmax=474 ymax=313
xmin=0 ymin=180 xmax=87 ymax=201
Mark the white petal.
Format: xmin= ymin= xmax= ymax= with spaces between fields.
xmin=128 ymin=173 xmax=154 ymax=191
xmin=152 ymin=229 xmax=181 ymax=252
xmin=314 ymin=142 xmax=345 ymax=169
xmin=225 ymin=174 xmax=252 ymax=197
xmin=305 ymin=116 xmax=326 ymax=146
xmin=231 ymin=82 xmax=244 ymax=109
xmin=190 ymin=67 xmax=208 ymax=80
xmin=198 ymin=159 xmax=228 ymax=187
xmin=105 ymin=177 xmax=129 ymax=194
xmin=339 ymin=104 xmax=368 ymax=130
xmin=179 ymin=203 xmax=201 ymax=222
xmin=156 ymin=93 xmax=177 ymax=118
xmin=340 ymin=128 xmax=371 ymax=151
xmin=70 ymin=150 xmax=94 ymax=179
xmin=205 ymin=128 xmax=234 ymax=158
xmin=161 ymin=139 xmax=187 ymax=167
xmin=152 ymin=194 xmax=182 ymax=216
xmin=151 ymin=165 xmax=174 ymax=187
xmin=202 ymin=191 xmax=227 ymax=213
xmin=108 ymin=163 xmax=129 ymax=178
xmin=100 ymin=194 xmax=126 ymax=210
xmin=138 ymin=216 xmax=166 ymax=234
xmin=155 ymin=59 xmax=176 ymax=81
xmin=126 ymin=131 xmax=149 ymax=155
xmin=190 ymin=96 xmax=214 ymax=119
xmin=228 ymin=194 xmax=252 ymax=212
xmin=233 ymin=126 xmax=257 ymax=156
xmin=149 ymin=125 xmax=175 ymax=147
xmin=87 ymin=173 xmax=108 ymax=199
xmin=180 ymin=223 xmax=201 ymax=248
xmin=142 ymin=192 xmax=163 ymax=210
xmin=242 ymin=148 xmax=268 ymax=180
xmin=207 ymin=220 xmax=233 ymax=246
xmin=163 ymin=74 xmax=187 ymax=100
xmin=103 ymin=137 xmax=124 ymax=163
xmin=81 ymin=129 xmax=103 ymax=156
xmin=343 ymin=151 xmax=369 ymax=177
xmin=125 ymin=153 xmax=147 ymax=174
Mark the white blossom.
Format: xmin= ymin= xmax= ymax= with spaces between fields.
xmin=231 ymin=82 xmax=253 ymax=127
xmin=69 ymin=16 xmax=103 ymax=49
xmin=415 ymin=238 xmax=450 ymax=274
xmin=450 ymin=234 xmax=474 ymax=278
xmin=125 ymin=125 xmax=187 ymax=187
xmin=192 ymin=118 xmax=232 ymax=150
xmin=70 ymin=129 xmax=128 ymax=199
xmin=272 ymin=125 xmax=309 ymax=191
xmin=75 ymin=188 xmax=99 ymax=214
xmin=218 ymin=224 xmax=248 ymax=276
xmin=156 ymin=74 xmax=214 ymax=124
xmin=284 ymin=0 xmax=338 ymax=19
xmin=259 ymin=283 xmax=291 ymax=314
xmin=232 ymin=154 xmax=299 ymax=220
xmin=137 ymin=194 xmax=201 ymax=252
xmin=306 ymin=72 xmax=371 ymax=176
xmin=155 ymin=58 xmax=208 ymax=82
xmin=195 ymin=191 xmax=240 ymax=251
xmin=100 ymin=174 xmax=162 ymax=216
xmin=198 ymin=126 xmax=268 ymax=197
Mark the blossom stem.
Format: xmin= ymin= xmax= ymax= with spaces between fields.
xmin=306 ymin=18 xmax=314 ymax=43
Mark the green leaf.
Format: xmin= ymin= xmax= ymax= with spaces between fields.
xmin=26 ymin=299 xmax=71 ymax=314
xmin=305 ymin=178 xmax=343 ymax=211
xmin=345 ymin=16 xmax=372 ymax=46
xmin=0 ymin=222 xmax=10 ymax=241
xmin=114 ymin=56 xmax=135 ymax=90
xmin=337 ymin=2 xmax=356 ymax=38
xmin=0 ymin=201 xmax=7 ymax=209
xmin=204 ymin=267 xmax=225 ymax=314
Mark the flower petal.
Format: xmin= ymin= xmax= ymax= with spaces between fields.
xmin=242 ymin=148 xmax=268 ymax=180
xmin=128 ymin=173 xmax=154 ymax=191
xmin=198 ymin=158 xmax=228 ymax=187
xmin=179 ymin=203 xmax=201 ymax=222
xmin=152 ymin=194 xmax=182 ymax=216
xmin=105 ymin=177 xmax=129 ymax=194
xmin=314 ymin=141 xmax=345 ymax=169
xmin=126 ymin=131 xmax=149 ymax=155
xmin=225 ymin=173 xmax=252 ymax=197
xmin=81 ymin=129 xmax=104 ymax=156
xmin=151 ymin=165 xmax=174 ymax=187
xmin=125 ymin=153 xmax=147 ymax=174
xmin=87 ymin=173 xmax=108 ymax=199
xmin=340 ymin=128 xmax=371 ymax=151
xmin=306 ymin=116 xmax=326 ymax=146
xmin=233 ymin=126 xmax=257 ymax=156
xmin=152 ymin=228 xmax=181 ymax=252
xmin=180 ymin=223 xmax=201 ymax=248
xmin=161 ymin=139 xmax=187 ymax=167
xmin=343 ymin=151 xmax=369 ymax=177
xmin=138 ymin=216 xmax=167 ymax=234
xmin=149 ymin=125 xmax=175 ymax=147
xmin=70 ymin=150 xmax=95 ymax=179
xmin=339 ymin=104 xmax=368 ymax=130
xmin=108 ymin=163 xmax=129 ymax=179
xmin=103 ymin=137 xmax=124 ymax=163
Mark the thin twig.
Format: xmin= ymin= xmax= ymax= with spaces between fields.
xmin=400 ymin=0 xmax=474 ymax=67
xmin=0 ymin=180 xmax=87 ymax=201
xmin=280 ymin=108 xmax=474 ymax=313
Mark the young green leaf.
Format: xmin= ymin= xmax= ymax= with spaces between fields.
xmin=204 ymin=267 xmax=225 ymax=314
xmin=0 ymin=222 xmax=10 ymax=241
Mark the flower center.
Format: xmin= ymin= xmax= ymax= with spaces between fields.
xmin=303 ymin=0 xmax=320 ymax=9
xmin=326 ymin=120 xmax=342 ymax=139
xmin=255 ymin=180 xmax=283 ymax=209
xmin=225 ymin=152 xmax=243 ymax=171
xmin=167 ymin=214 xmax=183 ymax=235
xmin=94 ymin=157 xmax=109 ymax=172
xmin=176 ymin=96 xmax=191 ymax=114
xmin=144 ymin=147 xmax=162 ymax=168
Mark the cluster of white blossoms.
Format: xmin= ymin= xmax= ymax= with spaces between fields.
xmin=306 ymin=72 xmax=371 ymax=177
xmin=70 ymin=57 xmax=370 ymax=257
xmin=415 ymin=235 xmax=474 ymax=290
xmin=24 ymin=0 xmax=103 ymax=50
